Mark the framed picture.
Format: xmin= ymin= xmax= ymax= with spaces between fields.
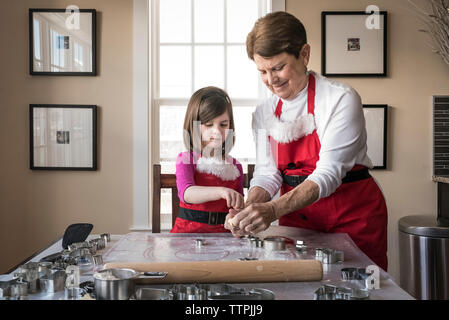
xmin=29 ymin=8 xmax=97 ymax=75
xmin=30 ymin=104 xmax=97 ymax=170
xmin=321 ymin=11 xmax=387 ymax=77
xmin=363 ymin=105 xmax=387 ymax=169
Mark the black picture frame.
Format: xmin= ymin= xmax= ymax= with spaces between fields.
xmin=322 ymin=11 xmax=387 ymax=77
xmin=363 ymin=104 xmax=388 ymax=169
xmin=29 ymin=8 xmax=97 ymax=76
xmin=30 ymin=104 xmax=97 ymax=170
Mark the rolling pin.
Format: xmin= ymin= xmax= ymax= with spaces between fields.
xmin=103 ymin=259 xmax=323 ymax=284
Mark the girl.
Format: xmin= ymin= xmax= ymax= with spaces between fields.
xmin=170 ymin=86 xmax=244 ymax=233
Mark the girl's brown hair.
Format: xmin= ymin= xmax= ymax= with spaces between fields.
xmin=183 ymin=86 xmax=235 ymax=156
xmin=246 ymin=11 xmax=307 ymax=60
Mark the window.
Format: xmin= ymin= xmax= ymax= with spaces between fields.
xmin=33 ymin=18 xmax=42 ymax=69
xmin=152 ymin=0 xmax=273 ymax=230
xmin=50 ymin=29 xmax=66 ymax=71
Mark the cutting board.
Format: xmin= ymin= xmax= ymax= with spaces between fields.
xmin=104 ymin=259 xmax=323 ymax=284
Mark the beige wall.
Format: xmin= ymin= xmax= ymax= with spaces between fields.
xmin=0 ymin=0 xmax=133 ymax=273
xmin=287 ymin=0 xmax=448 ymax=281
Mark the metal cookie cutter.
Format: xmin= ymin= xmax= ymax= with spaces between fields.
xmin=195 ymin=238 xmax=204 ymax=248
xmin=315 ymin=248 xmax=344 ymax=264
xmin=65 ymin=287 xmax=86 ymax=300
xmin=93 ymin=255 xmax=103 ymax=267
xmin=100 ymin=233 xmax=111 ymax=245
xmin=39 ymin=269 xmax=67 ymax=293
xmin=263 ymin=237 xmax=286 ymax=251
xmin=313 ymin=284 xmax=370 ymax=300
xmin=341 ymin=268 xmax=369 ymax=281
xmin=0 ymin=279 xmax=28 ymax=300
xmin=89 ymin=238 xmax=106 ymax=250
xmin=342 ymin=267 xmax=380 ymax=290
xmin=9 ymin=279 xmax=29 ymax=298
xmin=295 ymin=240 xmax=307 ymax=253
xmin=14 ymin=262 xmax=41 ymax=294
xmin=243 ymin=235 xmax=263 ymax=248
xmin=65 ymin=265 xmax=80 ymax=288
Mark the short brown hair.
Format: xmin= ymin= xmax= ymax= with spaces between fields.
xmin=183 ymin=86 xmax=235 ymax=156
xmin=246 ymin=11 xmax=307 ymax=60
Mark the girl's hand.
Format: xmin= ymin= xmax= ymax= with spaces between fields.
xmin=224 ymin=208 xmax=241 ymax=234
xmin=220 ymin=187 xmax=244 ymax=209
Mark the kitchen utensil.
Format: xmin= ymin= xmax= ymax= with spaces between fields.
xmin=263 ymin=237 xmax=286 ymax=251
xmin=62 ymin=223 xmax=93 ymax=249
xmin=100 ymin=233 xmax=111 ymax=244
xmin=313 ymin=284 xmax=370 ymax=300
xmin=39 ymin=270 xmax=66 ymax=293
xmin=40 ymin=223 xmax=94 ymax=262
xmin=208 ymin=288 xmax=275 ymax=300
xmin=104 ymin=259 xmax=323 ymax=284
xmin=65 ymin=287 xmax=85 ymax=300
xmin=131 ymin=288 xmax=173 ymax=300
xmin=315 ymin=248 xmax=344 ymax=264
xmin=93 ymin=268 xmax=167 ymax=300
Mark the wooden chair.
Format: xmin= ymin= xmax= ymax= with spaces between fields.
xmin=152 ymin=163 xmax=254 ymax=233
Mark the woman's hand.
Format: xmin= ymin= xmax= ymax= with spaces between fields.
xmin=219 ymin=187 xmax=244 ymax=209
xmin=227 ymin=202 xmax=278 ymax=236
xmin=224 ymin=208 xmax=241 ymax=234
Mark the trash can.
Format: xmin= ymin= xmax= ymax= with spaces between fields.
xmin=398 ymin=215 xmax=449 ymax=299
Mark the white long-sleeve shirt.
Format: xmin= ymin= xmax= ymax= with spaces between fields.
xmin=249 ymin=71 xmax=373 ymax=201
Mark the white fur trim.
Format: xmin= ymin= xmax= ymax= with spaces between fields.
xmin=265 ymin=113 xmax=316 ymax=143
xmin=196 ymin=156 xmax=240 ymax=181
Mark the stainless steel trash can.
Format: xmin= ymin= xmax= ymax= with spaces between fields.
xmin=398 ymin=215 xmax=449 ymax=299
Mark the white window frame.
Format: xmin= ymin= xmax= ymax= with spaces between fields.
xmin=131 ymin=0 xmax=285 ymax=231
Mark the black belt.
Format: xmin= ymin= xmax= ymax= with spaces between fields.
xmin=178 ymin=207 xmax=227 ymax=225
xmin=283 ymin=168 xmax=371 ymax=188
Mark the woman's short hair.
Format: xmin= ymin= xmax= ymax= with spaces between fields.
xmin=246 ymin=11 xmax=307 ymax=60
xmin=183 ymin=86 xmax=235 ymax=156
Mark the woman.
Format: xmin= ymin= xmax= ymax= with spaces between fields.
xmin=225 ymin=12 xmax=388 ymax=270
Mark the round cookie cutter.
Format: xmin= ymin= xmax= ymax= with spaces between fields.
xmin=263 ymin=237 xmax=286 ymax=251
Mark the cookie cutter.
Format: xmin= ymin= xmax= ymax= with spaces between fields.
xmin=93 ymin=255 xmax=103 ymax=266
xmin=13 ymin=262 xmax=43 ymax=293
xmin=263 ymin=237 xmax=286 ymax=251
xmin=0 ymin=279 xmax=28 ymax=299
xmin=65 ymin=265 xmax=80 ymax=288
xmin=65 ymin=287 xmax=86 ymax=300
xmin=39 ymin=269 xmax=67 ymax=293
xmin=315 ymin=248 xmax=344 ymax=264
xmin=243 ymin=235 xmax=263 ymax=248
xmin=195 ymin=239 xmax=204 ymax=248
xmin=295 ymin=240 xmax=307 ymax=253
xmin=89 ymin=238 xmax=106 ymax=250
xmin=100 ymin=233 xmax=111 ymax=245
xmin=313 ymin=284 xmax=370 ymax=300
xmin=9 ymin=279 xmax=28 ymax=298
xmin=341 ymin=268 xmax=370 ymax=281
xmin=208 ymin=287 xmax=275 ymax=300
xmin=342 ymin=266 xmax=380 ymax=290
xmin=131 ymin=288 xmax=174 ymax=300
xmin=0 ymin=281 xmax=9 ymax=299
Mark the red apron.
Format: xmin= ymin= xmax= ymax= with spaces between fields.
xmin=170 ymin=159 xmax=242 ymax=233
xmin=270 ymin=74 xmax=388 ymax=270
